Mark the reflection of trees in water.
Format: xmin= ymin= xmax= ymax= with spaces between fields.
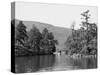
xmin=39 ymin=55 xmax=56 ymax=71
xmin=15 ymin=55 xmax=97 ymax=73
xmin=87 ymin=57 xmax=97 ymax=68
xmin=15 ymin=55 xmax=56 ymax=73
xmin=15 ymin=56 xmax=40 ymax=73
xmin=69 ymin=57 xmax=97 ymax=69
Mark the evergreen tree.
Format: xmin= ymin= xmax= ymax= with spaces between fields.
xmin=16 ymin=21 xmax=28 ymax=46
xmin=47 ymin=32 xmax=54 ymax=40
xmin=28 ymin=25 xmax=42 ymax=51
xmin=80 ymin=10 xmax=97 ymax=54
xmin=40 ymin=28 xmax=58 ymax=53
xmin=42 ymin=28 xmax=49 ymax=39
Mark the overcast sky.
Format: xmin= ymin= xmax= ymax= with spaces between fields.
xmin=15 ymin=2 xmax=98 ymax=29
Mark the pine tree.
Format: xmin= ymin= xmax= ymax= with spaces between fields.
xmin=81 ymin=10 xmax=97 ymax=54
xmin=28 ymin=25 xmax=42 ymax=51
xmin=16 ymin=21 xmax=28 ymax=46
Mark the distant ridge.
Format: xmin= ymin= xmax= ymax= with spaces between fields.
xmin=14 ymin=19 xmax=72 ymax=49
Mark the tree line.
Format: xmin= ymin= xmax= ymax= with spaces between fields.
xmin=11 ymin=20 xmax=58 ymax=56
xmin=65 ymin=10 xmax=97 ymax=56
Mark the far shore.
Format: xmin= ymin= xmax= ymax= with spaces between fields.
xmin=66 ymin=54 xmax=97 ymax=58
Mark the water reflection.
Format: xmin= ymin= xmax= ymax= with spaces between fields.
xmin=15 ymin=54 xmax=97 ymax=73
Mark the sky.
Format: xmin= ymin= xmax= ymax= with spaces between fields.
xmin=15 ymin=2 xmax=98 ymax=29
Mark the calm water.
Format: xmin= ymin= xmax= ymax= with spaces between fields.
xmin=15 ymin=54 xmax=97 ymax=73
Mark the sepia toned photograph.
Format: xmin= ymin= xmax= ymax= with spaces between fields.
xmin=11 ymin=2 xmax=97 ymax=73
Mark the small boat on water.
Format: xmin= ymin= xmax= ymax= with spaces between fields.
xmin=53 ymin=52 xmax=61 ymax=56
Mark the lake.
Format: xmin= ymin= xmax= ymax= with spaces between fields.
xmin=15 ymin=54 xmax=97 ymax=73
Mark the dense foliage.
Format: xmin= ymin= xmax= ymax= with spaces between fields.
xmin=13 ymin=21 xmax=58 ymax=56
xmin=65 ymin=10 xmax=97 ymax=55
